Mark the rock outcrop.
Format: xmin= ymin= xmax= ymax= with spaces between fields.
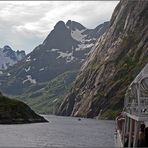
xmin=0 ymin=93 xmax=48 ymax=124
xmin=58 ymin=0 xmax=148 ymax=119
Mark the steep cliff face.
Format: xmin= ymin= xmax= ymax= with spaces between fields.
xmin=58 ymin=0 xmax=148 ymax=119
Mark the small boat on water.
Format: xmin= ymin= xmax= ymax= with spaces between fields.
xmin=114 ymin=63 xmax=148 ymax=147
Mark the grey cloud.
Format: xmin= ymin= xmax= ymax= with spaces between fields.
xmin=0 ymin=1 xmax=119 ymax=53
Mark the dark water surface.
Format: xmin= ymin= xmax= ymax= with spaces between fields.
xmin=0 ymin=115 xmax=115 ymax=147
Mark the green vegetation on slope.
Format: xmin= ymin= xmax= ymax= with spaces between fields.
xmin=101 ymin=32 xmax=148 ymax=119
xmin=0 ymin=93 xmax=48 ymax=124
xmin=10 ymin=70 xmax=78 ymax=114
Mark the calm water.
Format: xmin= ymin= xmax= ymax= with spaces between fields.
xmin=0 ymin=115 xmax=115 ymax=147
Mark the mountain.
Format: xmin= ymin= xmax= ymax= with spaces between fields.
xmin=0 ymin=20 xmax=109 ymax=114
xmin=0 ymin=45 xmax=26 ymax=70
xmin=57 ymin=0 xmax=148 ymax=119
xmin=0 ymin=92 xmax=47 ymax=124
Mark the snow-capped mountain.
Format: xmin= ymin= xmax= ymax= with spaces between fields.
xmin=19 ymin=20 xmax=109 ymax=83
xmin=0 ymin=20 xmax=109 ymax=113
xmin=40 ymin=20 xmax=109 ymax=64
xmin=0 ymin=45 xmax=26 ymax=69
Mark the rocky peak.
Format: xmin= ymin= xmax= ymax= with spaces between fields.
xmin=16 ymin=50 xmax=26 ymax=57
xmin=3 ymin=45 xmax=12 ymax=52
xmin=3 ymin=46 xmax=17 ymax=61
xmin=2 ymin=46 xmax=26 ymax=58
xmin=0 ymin=45 xmax=26 ymax=69
xmin=54 ymin=21 xmax=67 ymax=31
xmin=66 ymin=20 xmax=86 ymax=31
xmin=42 ymin=20 xmax=75 ymax=50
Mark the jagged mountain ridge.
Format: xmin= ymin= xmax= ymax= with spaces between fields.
xmin=58 ymin=0 xmax=148 ymax=119
xmin=0 ymin=45 xmax=26 ymax=69
xmin=0 ymin=20 xmax=109 ymax=114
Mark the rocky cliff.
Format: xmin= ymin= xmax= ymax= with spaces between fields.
xmin=58 ymin=0 xmax=148 ymax=119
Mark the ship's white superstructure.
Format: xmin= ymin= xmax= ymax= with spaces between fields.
xmin=115 ymin=63 xmax=148 ymax=147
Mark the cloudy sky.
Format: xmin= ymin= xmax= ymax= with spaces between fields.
xmin=0 ymin=1 xmax=119 ymax=54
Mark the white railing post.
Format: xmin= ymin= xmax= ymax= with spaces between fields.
xmin=137 ymin=83 xmax=141 ymax=116
xmin=133 ymin=121 xmax=139 ymax=147
xmin=122 ymin=115 xmax=126 ymax=145
xmin=128 ymin=118 xmax=133 ymax=147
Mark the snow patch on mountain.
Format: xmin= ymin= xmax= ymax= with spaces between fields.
xmin=39 ymin=67 xmax=45 ymax=71
xmin=26 ymin=56 xmax=31 ymax=62
xmin=71 ymin=29 xmax=87 ymax=42
xmin=51 ymin=49 xmax=60 ymax=52
xmin=75 ymin=43 xmax=94 ymax=51
xmin=7 ymin=73 xmax=11 ymax=76
xmin=23 ymin=75 xmax=37 ymax=84
xmin=25 ymin=66 xmax=31 ymax=72
xmin=56 ymin=51 xmax=75 ymax=63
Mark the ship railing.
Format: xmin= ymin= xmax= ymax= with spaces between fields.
xmin=124 ymin=103 xmax=148 ymax=117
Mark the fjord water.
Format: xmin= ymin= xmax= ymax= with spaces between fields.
xmin=0 ymin=115 xmax=114 ymax=147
